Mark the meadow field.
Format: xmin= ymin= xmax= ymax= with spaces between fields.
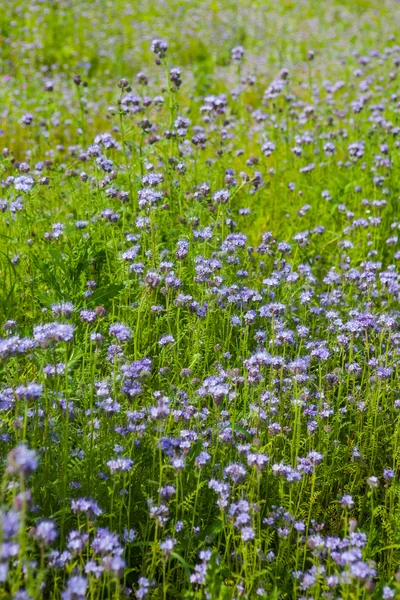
xmin=1 ymin=0 xmax=400 ymax=598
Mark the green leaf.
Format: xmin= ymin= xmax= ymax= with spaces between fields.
xmin=170 ymin=551 xmax=192 ymax=577
xmin=88 ymin=283 xmax=124 ymax=306
xmin=233 ymin=424 xmax=252 ymax=441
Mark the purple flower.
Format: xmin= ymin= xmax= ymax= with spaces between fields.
xmin=383 ymin=468 xmax=395 ymax=481
xmin=71 ymin=497 xmax=103 ymax=519
xmin=123 ymin=528 xmax=136 ymax=542
xmin=195 ymin=451 xmax=211 ymax=468
xmin=341 ymin=494 xmax=354 ymax=509
xmin=48 ymin=550 xmax=72 ymax=569
xmin=43 ymin=363 xmax=65 ymax=377
xmin=67 ymin=530 xmax=89 ymax=555
xmin=80 ymin=310 xmax=97 ymax=323
xmin=35 ymin=520 xmax=57 ymax=546
xmin=0 ymin=510 xmax=20 ymax=539
xmin=231 ymin=46 xmax=245 ymax=61
xmin=33 ymin=322 xmax=75 ymax=346
xmin=61 ymin=576 xmax=87 ymax=600
xmin=7 ymin=444 xmax=38 ymax=477
xmin=107 ymin=458 xmax=134 ymax=473
xmin=144 ymin=271 xmax=161 ymax=288
xmin=14 ymin=383 xmax=43 ymax=400
xmin=171 ymin=457 xmax=185 ymax=471
xmin=175 ymin=521 xmax=184 ymax=533
xmin=51 ymin=302 xmax=75 ymax=317
xmin=159 ymin=334 xmax=175 ymax=347
xmin=109 ymin=322 xmax=132 ymax=342
xmin=102 ymin=554 xmax=125 ymax=576
xmin=176 ymin=240 xmax=189 ymax=260
xmin=311 ymin=346 xmax=330 ymax=361
xmin=159 ymin=485 xmax=176 ymax=501
xmin=85 ymin=560 xmax=104 ymax=578
xmin=136 ymin=577 xmax=151 ymax=599
xmin=224 ymin=463 xmax=247 ymax=484
xmin=213 ymin=189 xmax=230 ymax=205
xmin=160 ymin=537 xmax=176 ymax=559
xmin=247 ymin=453 xmax=269 ymax=471
xmin=151 ymin=39 xmax=168 ymax=58
xmin=148 ymin=500 xmax=169 ymax=527
xmin=90 ymin=332 xmax=104 ymax=345
xmin=91 ymin=528 xmax=121 ymax=554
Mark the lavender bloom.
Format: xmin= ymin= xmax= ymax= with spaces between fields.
xmin=71 ymin=497 xmax=103 ymax=519
xmin=171 ymin=457 xmax=185 ymax=471
xmin=159 ymin=334 xmax=175 ymax=346
xmin=272 ymin=462 xmax=302 ymax=483
xmin=367 ymin=476 xmax=379 ymax=489
xmin=0 ymin=510 xmax=20 ymax=539
xmin=0 ymin=336 xmax=36 ymax=360
xmin=138 ymin=189 xmax=163 ymax=209
xmin=176 ymin=239 xmax=189 ymax=260
xmin=149 ymin=393 xmax=170 ymax=419
xmin=341 ymin=494 xmax=354 ymax=508
xmin=148 ymin=500 xmax=169 ymax=527
xmin=208 ymin=479 xmax=230 ymax=509
xmin=311 ymin=346 xmax=330 ymax=361
xmin=80 ymin=310 xmax=97 ymax=323
xmin=144 ymin=271 xmax=161 ymax=288
xmin=136 ymin=577 xmax=151 ymax=599
xmin=96 ymin=155 xmax=113 ymax=172
xmin=109 ymin=322 xmax=132 ymax=342
xmin=14 ymin=175 xmax=34 ymax=192
xmin=91 ymin=528 xmax=121 ymax=554
xmin=195 ymin=451 xmax=211 ymax=468
xmin=61 ymin=576 xmax=87 ymax=600
xmin=33 ymin=322 xmax=75 ymax=346
xmin=383 ymin=468 xmax=394 ymax=481
xmin=123 ymin=528 xmax=136 ymax=542
xmin=0 ymin=564 xmax=8 ymax=583
xmin=15 ymin=383 xmax=43 ymax=400
xmin=170 ymin=67 xmax=182 ymax=87
xmin=90 ymin=332 xmax=104 ymax=345
xmin=213 ymin=189 xmax=230 ymax=205
xmin=221 ymin=233 xmax=247 ymax=253
xmin=151 ymin=39 xmax=168 ymax=58
xmin=160 ymin=537 xmax=176 ymax=559
xmin=158 ymin=485 xmax=176 ymax=502
xmin=142 ymin=173 xmax=164 ymax=187
xmin=107 ymin=458 xmax=134 ymax=473
xmin=106 ymin=343 xmax=124 ymax=362
xmin=262 ymin=141 xmax=276 ymax=156
xmin=85 ymin=561 xmax=104 ymax=578
xmin=247 ymin=453 xmax=269 ymax=471
xmin=67 ymin=530 xmax=89 ymax=555
xmin=43 ymin=363 xmax=65 ymax=376
xmin=51 ymin=302 xmax=75 ymax=317
xmin=48 ymin=550 xmax=72 ymax=569
xmin=34 ymin=520 xmax=57 ymax=546
xmin=102 ymin=554 xmax=125 ymax=575
xmin=231 ymin=46 xmax=245 ymax=61
xmin=7 ymin=445 xmax=38 ymax=477
xmin=224 ymin=464 xmax=246 ymax=483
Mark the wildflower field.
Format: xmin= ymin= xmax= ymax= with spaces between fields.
xmin=2 ymin=0 xmax=400 ymax=598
